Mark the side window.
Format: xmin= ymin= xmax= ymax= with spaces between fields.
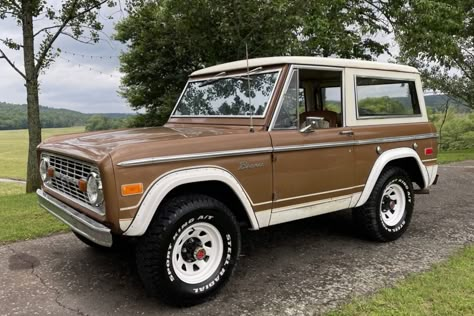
xmin=321 ymin=86 xmax=341 ymax=114
xmin=274 ymin=70 xmax=298 ymax=129
xmin=356 ymin=77 xmax=420 ymax=117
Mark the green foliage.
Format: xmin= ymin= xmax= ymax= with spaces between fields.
xmin=431 ymin=110 xmax=474 ymax=151
xmin=394 ymin=1 xmax=474 ymax=109
xmin=115 ymin=0 xmax=391 ymax=126
xmin=358 ymin=97 xmax=409 ymax=116
xmin=85 ymin=114 xmax=129 ymax=131
xmin=0 ymin=101 xmax=133 ymax=130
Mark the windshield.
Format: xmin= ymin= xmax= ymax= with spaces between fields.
xmin=173 ymin=71 xmax=279 ymax=117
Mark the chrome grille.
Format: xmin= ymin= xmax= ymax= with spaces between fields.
xmin=42 ymin=153 xmax=104 ymax=214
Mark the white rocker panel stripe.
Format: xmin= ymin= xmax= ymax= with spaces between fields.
xmin=123 ymin=167 xmax=260 ymax=236
xmin=355 ymin=147 xmax=430 ymax=208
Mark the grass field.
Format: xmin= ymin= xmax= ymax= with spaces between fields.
xmin=0 ymin=126 xmax=84 ymax=180
xmin=438 ymin=148 xmax=474 ymax=164
xmin=0 ymin=183 xmax=67 ymax=243
xmin=327 ymin=246 xmax=474 ymax=315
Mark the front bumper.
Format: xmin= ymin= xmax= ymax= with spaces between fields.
xmin=37 ymin=189 xmax=112 ymax=247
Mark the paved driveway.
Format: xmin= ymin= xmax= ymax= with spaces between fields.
xmin=1 ymin=161 xmax=473 ymax=316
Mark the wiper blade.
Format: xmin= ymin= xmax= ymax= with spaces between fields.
xmin=198 ymin=67 xmax=263 ymax=87
xmin=198 ymin=71 xmax=227 ymax=87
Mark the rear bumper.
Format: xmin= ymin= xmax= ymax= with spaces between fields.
xmin=37 ymin=189 xmax=112 ymax=247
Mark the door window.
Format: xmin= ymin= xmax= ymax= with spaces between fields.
xmin=274 ymin=70 xmax=298 ymax=129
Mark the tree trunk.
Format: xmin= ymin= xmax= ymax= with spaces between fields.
xmin=22 ymin=0 xmax=42 ymax=193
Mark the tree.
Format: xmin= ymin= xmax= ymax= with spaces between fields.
xmin=115 ymin=0 xmax=392 ymax=126
xmin=393 ymin=0 xmax=474 ymax=109
xmin=0 ymin=0 xmax=115 ymax=192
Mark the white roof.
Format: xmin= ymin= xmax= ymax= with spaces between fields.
xmin=191 ymin=56 xmax=418 ymax=76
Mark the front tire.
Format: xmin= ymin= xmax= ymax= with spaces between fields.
xmin=353 ymin=167 xmax=414 ymax=242
xmin=136 ymin=194 xmax=241 ymax=306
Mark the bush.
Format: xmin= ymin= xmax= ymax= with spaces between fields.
xmin=85 ymin=115 xmax=129 ymax=132
xmin=430 ymin=109 xmax=474 ymax=151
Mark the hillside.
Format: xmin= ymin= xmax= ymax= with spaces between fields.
xmin=0 ymin=102 xmax=133 ymax=130
xmin=423 ymin=95 xmax=471 ymax=113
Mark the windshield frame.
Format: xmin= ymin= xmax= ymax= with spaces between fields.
xmin=170 ymin=68 xmax=282 ymax=119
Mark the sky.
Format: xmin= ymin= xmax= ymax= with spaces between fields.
xmin=0 ymin=3 xmax=132 ymax=113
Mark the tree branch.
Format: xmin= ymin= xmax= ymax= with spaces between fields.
xmin=34 ymin=0 xmax=109 ymax=74
xmin=60 ymin=31 xmax=94 ymax=44
xmin=33 ymin=25 xmax=62 ymax=37
xmin=0 ymin=48 xmax=26 ymax=79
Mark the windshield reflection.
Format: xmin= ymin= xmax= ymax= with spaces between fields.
xmin=173 ymin=71 xmax=279 ymax=117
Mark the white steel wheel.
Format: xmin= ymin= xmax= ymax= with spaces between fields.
xmin=379 ymin=183 xmax=406 ymax=227
xmin=171 ymin=222 xmax=224 ymax=284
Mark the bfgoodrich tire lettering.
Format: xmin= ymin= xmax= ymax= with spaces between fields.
xmin=353 ymin=167 xmax=414 ymax=242
xmin=136 ymin=194 xmax=241 ymax=306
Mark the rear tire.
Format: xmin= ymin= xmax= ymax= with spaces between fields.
xmin=136 ymin=194 xmax=241 ymax=306
xmin=353 ymin=167 xmax=414 ymax=242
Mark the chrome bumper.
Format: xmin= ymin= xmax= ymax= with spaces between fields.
xmin=37 ymin=189 xmax=112 ymax=247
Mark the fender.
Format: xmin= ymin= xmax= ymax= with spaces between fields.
xmin=355 ymin=147 xmax=429 ymax=208
xmin=123 ymin=166 xmax=260 ymax=236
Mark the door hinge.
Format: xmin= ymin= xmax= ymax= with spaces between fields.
xmin=272 ymin=153 xmax=277 ymax=162
xmin=272 ymin=192 xmax=277 ymax=201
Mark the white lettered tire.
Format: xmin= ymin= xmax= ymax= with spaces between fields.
xmin=353 ymin=167 xmax=414 ymax=242
xmin=136 ymin=194 xmax=241 ymax=306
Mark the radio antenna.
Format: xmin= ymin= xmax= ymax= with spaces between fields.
xmin=246 ymin=43 xmax=254 ymax=133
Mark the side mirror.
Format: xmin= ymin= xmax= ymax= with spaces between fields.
xmin=299 ymin=116 xmax=324 ymax=133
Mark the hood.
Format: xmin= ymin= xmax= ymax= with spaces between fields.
xmin=39 ymin=125 xmax=249 ymax=162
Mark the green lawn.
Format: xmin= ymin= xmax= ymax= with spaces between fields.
xmin=327 ymin=246 xmax=474 ymax=316
xmin=0 ymin=190 xmax=67 ymax=243
xmin=438 ymin=148 xmax=474 ymax=164
xmin=0 ymin=126 xmax=84 ymax=180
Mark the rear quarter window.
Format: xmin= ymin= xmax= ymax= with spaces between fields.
xmin=356 ymin=77 xmax=421 ymax=118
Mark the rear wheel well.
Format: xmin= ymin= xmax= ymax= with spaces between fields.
xmin=162 ymin=181 xmax=252 ymax=228
xmin=385 ymin=157 xmax=424 ymax=188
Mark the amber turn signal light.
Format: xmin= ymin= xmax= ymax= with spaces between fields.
xmin=121 ymin=183 xmax=143 ymax=196
xmin=78 ymin=179 xmax=87 ymax=192
xmin=47 ymin=167 xmax=55 ymax=177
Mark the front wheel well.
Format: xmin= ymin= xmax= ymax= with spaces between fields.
xmin=385 ymin=157 xmax=424 ymax=188
xmin=162 ymin=181 xmax=252 ymax=228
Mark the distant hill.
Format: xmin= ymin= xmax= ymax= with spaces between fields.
xmin=423 ymin=95 xmax=471 ymax=113
xmin=0 ymin=102 xmax=134 ymax=130
xmin=356 ymin=94 xmax=471 ymax=113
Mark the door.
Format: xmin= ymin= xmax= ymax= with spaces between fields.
xmin=269 ymin=67 xmax=359 ymax=225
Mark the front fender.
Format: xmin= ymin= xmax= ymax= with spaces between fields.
xmin=123 ymin=166 xmax=260 ymax=236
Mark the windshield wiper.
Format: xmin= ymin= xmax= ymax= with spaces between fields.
xmin=198 ymin=71 xmax=227 ymax=87
xmin=198 ymin=67 xmax=263 ymax=88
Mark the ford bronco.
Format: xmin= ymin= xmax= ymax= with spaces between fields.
xmin=37 ymin=57 xmax=438 ymax=305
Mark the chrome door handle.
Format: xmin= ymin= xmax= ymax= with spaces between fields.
xmin=339 ymin=130 xmax=354 ymax=136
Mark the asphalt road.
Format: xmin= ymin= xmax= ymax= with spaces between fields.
xmin=1 ymin=161 xmax=473 ymax=316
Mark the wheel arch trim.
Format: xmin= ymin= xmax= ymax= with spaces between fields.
xmin=123 ymin=166 xmax=260 ymax=236
xmin=355 ymin=147 xmax=429 ymax=207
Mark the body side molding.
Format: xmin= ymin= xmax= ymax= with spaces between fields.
xmin=123 ymin=167 xmax=261 ymax=236
xmin=354 ymin=147 xmax=429 ymax=208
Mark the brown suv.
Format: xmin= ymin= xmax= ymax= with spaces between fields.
xmin=37 ymin=57 xmax=438 ymax=305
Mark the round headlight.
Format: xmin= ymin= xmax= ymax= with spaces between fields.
xmin=87 ymin=172 xmax=103 ymax=206
xmin=39 ymin=157 xmax=49 ymax=182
